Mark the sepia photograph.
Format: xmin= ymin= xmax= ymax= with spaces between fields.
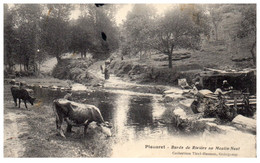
xmin=2 ymin=2 xmax=257 ymax=158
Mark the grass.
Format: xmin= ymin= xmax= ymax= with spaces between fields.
xmin=4 ymin=83 xmax=114 ymax=157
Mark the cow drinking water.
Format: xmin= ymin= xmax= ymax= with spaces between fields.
xmin=11 ymin=86 xmax=36 ymax=109
xmin=53 ymin=99 xmax=112 ymax=138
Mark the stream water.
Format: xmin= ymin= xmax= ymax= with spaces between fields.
xmin=31 ymin=84 xmax=256 ymax=157
xmin=33 ymin=86 xmax=180 ymax=139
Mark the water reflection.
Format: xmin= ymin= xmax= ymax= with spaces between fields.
xmin=114 ymin=94 xmax=131 ymax=141
xmin=128 ymin=97 xmax=153 ymax=126
xmin=33 ymin=87 xmax=181 ymax=146
xmin=33 ymin=87 xmax=178 ymax=141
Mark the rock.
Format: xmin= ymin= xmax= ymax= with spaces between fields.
xmin=215 ymin=125 xmax=237 ymax=133
xmin=51 ymin=85 xmax=58 ymax=89
xmin=232 ymin=115 xmax=256 ymax=133
xmin=93 ymin=83 xmax=103 ymax=87
xmin=205 ymin=122 xmax=218 ymax=127
xmin=163 ymin=94 xmax=184 ymax=102
xmin=9 ymin=79 xmax=16 ymax=85
xmin=198 ymin=118 xmax=217 ymax=122
xmin=179 ymin=99 xmax=194 ymax=108
xmin=164 ymin=88 xmax=184 ymax=95
xmin=178 ymin=78 xmax=190 ymax=89
xmin=252 ymin=112 xmax=256 ymax=119
xmin=28 ymin=84 xmax=35 ymax=88
xmin=15 ymin=81 xmax=20 ymax=86
xmin=163 ymin=88 xmax=186 ymax=102
xmin=71 ymin=83 xmax=87 ymax=91
xmin=173 ymin=107 xmax=187 ymax=119
xmin=20 ymin=81 xmax=26 ymax=86
xmin=205 ymin=122 xmax=222 ymax=132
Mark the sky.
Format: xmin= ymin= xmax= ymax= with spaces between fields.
xmin=115 ymin=4 xmax=175 ymax=25
xmin=71 ymin=4 xmax=174 ymax=26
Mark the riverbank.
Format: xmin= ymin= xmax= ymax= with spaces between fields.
xmin=4 ymin=82 xmax=114 ymax=157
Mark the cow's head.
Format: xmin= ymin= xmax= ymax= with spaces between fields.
xmin=97 ymin=121 xmax=112 ymax=137
xmin=29 ymin=97 xmax=36 ymax=105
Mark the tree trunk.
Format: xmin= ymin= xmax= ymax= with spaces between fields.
xmin=168 ymin=53 xmax=173 ymax=68
xmin=250 ymin=41 xmax=256 ymax=65
xmin=38 ymin=62 xmax=41 ymax=72
xmin=81 ymin=51 xmax=84 ymax=58
xmin=56 ymin=54 xmax=61 ymax=63
xmin=214 ymin=25 xmax=218 ymax=41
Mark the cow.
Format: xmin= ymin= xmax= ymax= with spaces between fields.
xmin=11 ymin=86 xmax=36 ymax=109
xmin=53 ymin=99 xmax=112 ymax=138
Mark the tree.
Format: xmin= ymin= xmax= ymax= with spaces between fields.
xmin=237 ymin=5 xmax=256 ymax=65
xmin=123 ymin=4 xmax=156 ymax=58
xmin=90 ymin=4 xmax=119 ymax=59
xmin=68 ymin=16 xmax=95 ymax=58
xmin=12 ymin=4 xmax=43 ymax=72
xmin=41 ymin=4 xmax=72 ymax=62
xmin=148 ymin=6 xmax=208 ymax=68
xmin=70 ymin=4 xmax=119 ymax=60
xmin=208 ymin=4 xmax=223 ymax=41
xmin=4 ymin=4 xmax=16 ymax=71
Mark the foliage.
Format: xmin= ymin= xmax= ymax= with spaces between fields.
xmin=41 ymin=16 xmax=70 ymax=61
xmin=40 ymin=4 xmax=72 ymax=62
xmin=237 ymin=4 xmax=256 ymax=65
xmin=237 ymin=5 xmax=256 ymax=38
xmin=207 ymin=4 xmax=223 ymax=41
xmin=122 ymin=4 xmax=210 ymax=68
xmin=69 ymin=4 xmax=119 ymax=59
xmin=12 ymin=4 xmax=43 ymax=72
xmin=90 ymin=4 xmax=120 ymax=59
xmin=4 ymin=5 xmax=16 ymax=71
xmin=4 ymin=4 xmax=256 ymax=74
xmin=123 ymin=4 xmax=156 ymax=57
xmin=68 ymin=17 xmax=93 ymax=56
xmin=148 ymin=5 xmax=209 ymax=68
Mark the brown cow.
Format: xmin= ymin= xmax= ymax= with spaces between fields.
xmin=11 ymin=86 xmax=36 ymax=109
xmin=53 ymin=99 xmax=111 ymax=138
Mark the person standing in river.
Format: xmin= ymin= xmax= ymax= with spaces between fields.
xmin=100 ymin=60 xmax=110 ymax=80
xmin=64 ymin=91 xmax=72 ymax=100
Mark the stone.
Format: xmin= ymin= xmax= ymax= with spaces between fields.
xmin=232 ymin=115 xmax=256 ymax=133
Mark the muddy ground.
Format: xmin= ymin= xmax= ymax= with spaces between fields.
xmin=4 ymin=82 xmax=114 ymax=157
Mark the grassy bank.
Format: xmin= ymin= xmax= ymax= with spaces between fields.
xmin=52 ymin=58 xmax=104 ymax=86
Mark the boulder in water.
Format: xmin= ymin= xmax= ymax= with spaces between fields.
xmin=232 ymin=115 xmax=256 ymax=133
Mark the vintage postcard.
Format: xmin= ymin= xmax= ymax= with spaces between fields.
xmin=3 ymin=3 xmax=256 ymax=158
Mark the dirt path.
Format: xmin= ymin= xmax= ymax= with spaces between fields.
xmin=87 ymin=60 xmax=175 ymax=95
xmin=3 ymin=84 xmax=32 ymax=157
xmin=4 ymin=111 xmax=26 ymax=157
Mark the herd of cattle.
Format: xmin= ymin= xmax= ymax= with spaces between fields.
xmin=9 ymin=80 xmax=112 ymax=138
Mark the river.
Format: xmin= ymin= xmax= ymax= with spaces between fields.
xmin=31 ymin=82 xmax=256 ymax=157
